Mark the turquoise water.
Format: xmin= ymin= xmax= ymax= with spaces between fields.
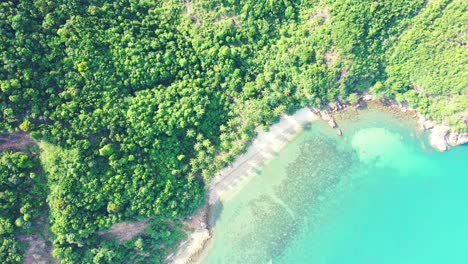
xmin=201 ymin=108 xmax=468 ymax=264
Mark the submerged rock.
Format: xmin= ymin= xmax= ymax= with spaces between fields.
xmin=320 ymin=110 xmax=339 ymax=128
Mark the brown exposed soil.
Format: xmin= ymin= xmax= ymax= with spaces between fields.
xmin=18 ymin=218 xmax=57 ymax=264
xmin=19 ymin=235 xmax=57 ymax=264
xmin=214 ymin=16 xmax=241 ymax=28
xmin=0 ymin=131 xmax=36 ymax=152
xmin=99 ymin=220 xmax=150 ymax=243
xmin=324 ymin=50 xmax=339 ymax=66
xmin=308 ymin=8 xmax=330 ymax=22
xmin=184 ymin=205 xmax=209 ymax=230
xmin=165 ymin=206 xmax=212 ymax=264
xmin=3 ymin=133 xmax=50 ymax=263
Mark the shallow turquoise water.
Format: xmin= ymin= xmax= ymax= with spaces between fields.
xmin=201 ymin=108 xmax=468 ymax=264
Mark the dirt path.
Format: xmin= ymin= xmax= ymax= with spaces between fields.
xmin=18 ymin=218 xmax=57 ymax=264
xmin=98 ymin=220 xmax=150 ymax=243
xmin=0 ymin=131 xmax=36 ymax=151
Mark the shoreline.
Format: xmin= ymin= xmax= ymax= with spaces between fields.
xmin=165 ymin=108 xmax=319 ymax=264
xmin=166 ymin=97 xmax=467 ymax=264
xmin=208 ymin=107 xmax=319 ymax=205
xmin=366 ymin=96 xmax=467 ymax=152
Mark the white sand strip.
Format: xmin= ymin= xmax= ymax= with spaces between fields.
xmin=208 ymin=107 xmax=319 ymax=205
xmin=166 ymin=107 xmax=318 ymax=264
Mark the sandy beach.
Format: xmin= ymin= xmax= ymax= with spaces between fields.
xmin=165 ymin=101 xmax=467 ymax=264
xmin=208 ymin=107 xmax=319 ymax=205
xmin=165 ymin=107 xmax=319 ymax=264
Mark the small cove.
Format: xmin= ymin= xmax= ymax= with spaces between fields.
xmin=199 ymin=107 xmax=468 ymax=264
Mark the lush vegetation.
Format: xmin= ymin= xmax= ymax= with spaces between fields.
xmin=0 ymin=0 xmax=466 ymax=263
xmin=386 ymin=0 xmax=468 ymax=131
xmin=0 ymin=149 xmax=47 ymax=263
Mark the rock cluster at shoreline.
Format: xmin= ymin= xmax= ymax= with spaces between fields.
xmin=319 ymin=93 xmax=467 ymax=152
xmin=309 ymin=106 xmax=341 ymax=135
xmin=361 ymin=94 xmax=467 ymax=152
xmin=418 ymin=115 xmax=468 ymax=152
xmin=167 ymin=95 xmax=466 ymax=263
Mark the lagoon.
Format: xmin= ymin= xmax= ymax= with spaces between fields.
xmin=200 ymin=108 xmax=468 ymax=264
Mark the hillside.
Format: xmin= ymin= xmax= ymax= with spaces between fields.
xmin=0 ymin=0 xmax=466 ymax=263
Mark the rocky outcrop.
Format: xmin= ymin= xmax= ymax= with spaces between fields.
xmin=319 ymin=110 xmax=331 ymax=121
xmin=417 ymin=115 xmax=435 ymax=130
xmin=308 ymin=106 xmax=320 ymax=114
xmin=318 ymin=110 xmax=338 ymax=128
xmin=361 ymin=93 xmax=373 ymax=102
xmin=447 ymin=132 xmax=468 ymax=147
xmin=428 ymin=125 xmax=450 ymax=152
xmin=314 ymin=97 xmax=466 ymax=152
xmin=417 ymin=115 xmax=468 ymax=152
xmin=327 ymin=100 xmax=345 ymax=111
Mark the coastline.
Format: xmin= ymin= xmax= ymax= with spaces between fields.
xmin=165 ymin=108 xmax=319 ymax=264
xmin=366 ymin=96 xmax=467 ymax=152
xmin=207 ymin=107 xmax=319 ymax=205
xmin=166 ymin=97 xmax=467 ymax=264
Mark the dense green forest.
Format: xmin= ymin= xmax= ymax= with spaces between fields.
xmin=0 ymin=148 xmax=47 ymax=262
xmin=0 ymin=0 xmax=466 ymax=263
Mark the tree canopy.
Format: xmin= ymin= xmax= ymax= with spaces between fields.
xmin=0 ymin=0 xmax=466 ymax=263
